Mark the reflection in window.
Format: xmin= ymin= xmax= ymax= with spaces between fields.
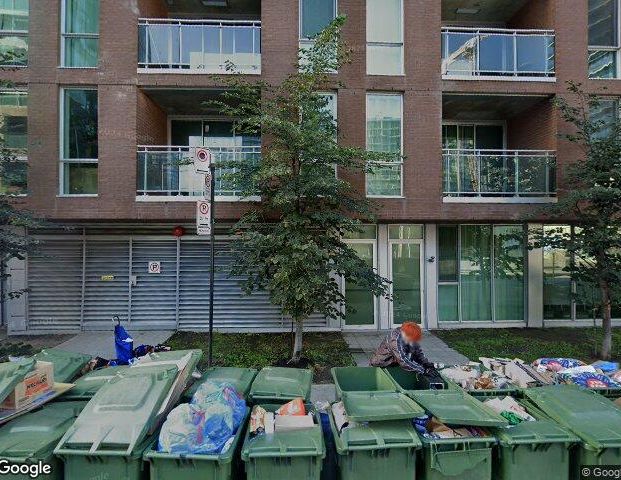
xmin=0 ymin=0 xmax=28 ymax=66
xmin=589 ymin=0 xmax=620 ymax=78
xmin=0 ymin=90 xmax=27 ymax=194
xmin=366 ymin=0 xmax=403 ymax=75
xmin=62 ymin=0 xmax=99 ymax=68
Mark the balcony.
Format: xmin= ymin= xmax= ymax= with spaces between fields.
xmin=136 ymin=145 xmax=260 ymax=201
xmin=443 ymin=149 xmax=556 ymax=202
xmin=441 ymin=27 xmax=555 ymax=80
xmin=138 ymin=19 xmax=261 ymax=74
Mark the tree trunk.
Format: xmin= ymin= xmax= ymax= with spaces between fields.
xmin=600 ymin=279 xmax=613 ymax=360
xmin=291 ymin=319 xmax=304 ymax=363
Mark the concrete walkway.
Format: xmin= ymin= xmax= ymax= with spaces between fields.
xmin=57 ymin=331 xmax=174 ymax=358
xmin=343 ymin=330 xmax=469 ymax=366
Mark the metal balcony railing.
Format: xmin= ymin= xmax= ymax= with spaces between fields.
xmin=443 ymin=149 xmax=557 ymax=198
xmin=441 ymin=27 xmax=555 ymax=79
xmin=136 ymin=145 xmax=260 ymax=198
xmin=138 ymin=19 xmax=261 ymax=74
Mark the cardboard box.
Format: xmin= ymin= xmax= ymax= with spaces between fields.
xmin=274 ymin=414 xmax=315 ymax=432
xmin=0 ymin=361 xmax=54 ymax=410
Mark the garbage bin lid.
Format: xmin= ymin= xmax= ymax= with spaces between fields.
xmin=409 ymin=390 xmax=508 ymax=427
xmin=63 ymin=366 xmax=130 ymax=400
xmin=55 ymin=364 xmax=178 ymax=455
xmin=0 ymin=401 xmax=87 ymax=459
xmin=341 ymin=391 xmax=425 ymax=422
xmin=32 ymin=349 xmax=92 ymax=383
xmin=0 ymin=358 xmax=35 ymax=404
xmin=135 ymin=349 xmax=203 ymax=365
xmin=185 ymin=367 xmax=258 ymax=399
xmin=524 ymin=385 xmax=621 ymax=449
xmin=496 ymin=418 xmax=579 ymax=446
xmin=249 ymin=367 xmax=312 ymax=402
xmin=334 ymin=413 xmax=422 ymax=450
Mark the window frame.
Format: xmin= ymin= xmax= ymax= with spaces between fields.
xmin=366 ymin=0 xmax=404 ymax=76
xmin=298 ymin=0 xmax=338 ymax=41
xmin=589 ymin=0 xmax=621 ymax=79
xmin=0 ymin=88 xmax=28 ymax=195
xmin=0 ymin=0 xmax=28 ymax=67
xmin=365 ymin=92 xmax=404 ymax=198
xmin=59 ymin=87 xmax=99 ymax=197
xmin=60 ymin=0 xmax=100 ymax=69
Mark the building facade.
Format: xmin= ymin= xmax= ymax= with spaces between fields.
xmin=2 ymin=0 xmax=621 ymax=333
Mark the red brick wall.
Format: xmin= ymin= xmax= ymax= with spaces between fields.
xmin=136 ymin=91 xmax=167 ymax=145
xmin=5 ymin=0 xmax=614 ymax=223
xmin=507 ymin=99 xmax=557 ymax=151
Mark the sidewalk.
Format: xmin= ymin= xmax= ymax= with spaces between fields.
xmin=343 ymin=330 xmax=469 ymax=366
xmin=57 ymin=331 xmax=174 ymax=358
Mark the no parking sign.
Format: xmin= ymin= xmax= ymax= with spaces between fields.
xmin=196 ymin=200 xmax=211 ymax=235
xmin=193 ymin=147 xmax=212 ymax=174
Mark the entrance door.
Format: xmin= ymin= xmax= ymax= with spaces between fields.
xmin=343 ymin=242 xmax=377 ymax=328
xmin=388 ymin=225 xmax=424 ymax=327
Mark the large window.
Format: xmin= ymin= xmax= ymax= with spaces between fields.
xmin=343 ymin=226 xmax=377 ymax=327
xmin=300 ymin=0 xmax=336 ymax=39
xmin=366 ymin=0 xmax=403 ymax=75
xmin=0 ymin=90 xmax=27 ymax=194
xmin=366 ymin=93 xmax=403 ymax=197
xmin=61 ymin=0 xmax=99 ymax=68
xmin=60 ymin=88 xmax=98 ymax=195
xmin=438 ymin=224 xmax=526 ymax=323
xmin=0 ymin=0 xmax=28 ymax=66
xmin=589 ymin=0 xmax=620 ymax=78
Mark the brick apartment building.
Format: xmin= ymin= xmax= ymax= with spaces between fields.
xmin=1 ymin=0 xmax=620 ymax=333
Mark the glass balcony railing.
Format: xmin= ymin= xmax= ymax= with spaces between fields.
xmin=138 ymin=19 xmax=261 ymax=74
xmin=441 ymin=27 xmax=555 ymax=79
xmin=443 ymin=149 xmax=557 ymax=198
xmin=136 ymin=145 xmax=260 ymax=198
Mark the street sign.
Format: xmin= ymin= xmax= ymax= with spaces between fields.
xmin=193 ymin=147 xmax=212 ymax=174
xmin=148 ymin=261 xmax=161 ymax=274
xmin=196 ymin=200 xmax=211 ymax=236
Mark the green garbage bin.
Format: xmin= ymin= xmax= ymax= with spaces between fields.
xmin=241 ymin=403 xmax=325 ymax=480
xmin=54 ymin=364 xmax=179 ymax=480
xmin=183 ymin=367 xmax=258 ymax=401
xmin=328 ymin=405 xmax=421 ymax=480
xmin=439 ymin=365 xmax=519 ymax=398
xmin=144 ymin=408 xmax=250 ymax=480
xmin=524 ymin=385 xmax=621 ymax=480
xmin=0 ymin=358 xmax=35 ymax=403
xmin=474 ymin=394 xmax=578 ymax=480
xmin=32 ymin=349 xmax=92 ymax=383
xmin=385 ymin=367 xmax=449 ymax=392
xmin=340 ymin=391 xmax=425 ymax=422
xmin=248 ymin=367 xmax=312 ymax=404
xmin=409 ymin=389 xmax=507 ymax=480
xmin=0 ymin=401 xmax=86 ymax=480
xmin=331 ymin=367 xmax=397 ymax=399
xmin=60 ymin=366 xmax=130 ymax=401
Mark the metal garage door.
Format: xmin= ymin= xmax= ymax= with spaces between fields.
xmin=27 ymin=239 xmax=83 ymax=331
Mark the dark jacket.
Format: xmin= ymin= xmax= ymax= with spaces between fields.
xmin=369 ymin=328 xmax=434 ymax=374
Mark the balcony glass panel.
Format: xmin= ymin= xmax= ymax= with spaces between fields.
xmin=136 ymin=146 xmax=260 ymax=198
xmin=443 ymin=149 xmax=556 ymax=198
xmin=138 ymin=19 xmax=261 ymax=74
xmin=442 ymin=28 xmax=555 ymax=78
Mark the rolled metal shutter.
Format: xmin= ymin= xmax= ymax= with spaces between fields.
xmin=27 ymin=239 xmax=83 ymax=331
xmin=130 ymin=239 xmax=178 ymax=329
xmin=82 ymin=239 xmax=130 ymax=330
xmin=178 ymin=239 xmax=328 ymax=330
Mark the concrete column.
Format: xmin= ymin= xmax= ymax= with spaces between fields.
xmin=527 ymin=223 xmax=544 ymax=328
xmin=425 ymin=224 xmax=439 ymax=330
xmin=377 ymin=224 xmax=390 ymax=330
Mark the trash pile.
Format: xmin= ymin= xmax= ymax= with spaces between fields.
xmin=413 ymin=414 xmax=491 ymax=439
xmin=249 ymin=398 xmax=315 ymax=436
xmin=440 ymin=363 xmax=514 ymax=391
xmin=480 ymin=357 xmax=555 ymax=388
xmin=482 ymin=396 xmax=535 ymax=425
xmin=158 ymin=380 xmax=246 ymax=455
xmin=533 ymin=358 xmax=621 ymax=390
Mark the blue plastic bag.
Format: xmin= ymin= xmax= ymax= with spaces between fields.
xmin=114 ymin=324 xmax=134 ymax=365
xmin=192 ymin=381 xmax=246 ymax=431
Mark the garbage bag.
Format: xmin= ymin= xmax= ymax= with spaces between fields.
xmin=533 ymin=358 xmax=584 ymax=372
xmin=561 ymin=371 xmax=621 ymax=389
xmin=114 ymin=324 xmax=134 ymax=365
xmin=192 ymin=380 xmax=246 ymax=431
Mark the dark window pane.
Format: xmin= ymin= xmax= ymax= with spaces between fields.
xmin=438 ymin=225 xmax=458 ymax=282
xmin=63 ymin=162 xmax=97 ymax=194
xmin=589 ymin=0 xmax=618 ymax=46
xmin=64 ymin=89 xmax=98 ymax=159
xmin=301 ymin=0 xmax=335 ymax=38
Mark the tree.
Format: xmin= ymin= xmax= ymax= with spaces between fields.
xmin=532 ymin=82 xmax=621 ymax=360
xmin=214 ymin=17 xmax=392 ymax=362
xmin=0 ymin=53 xmax=40 ymax=307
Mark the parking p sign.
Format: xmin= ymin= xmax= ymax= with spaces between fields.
xmin=193 ymin=147 xmax=212 ymax=174
xmin=196 ymin=200 xmax=211 ymax=236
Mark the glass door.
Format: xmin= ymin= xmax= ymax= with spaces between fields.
xmin=344 ymin=243 xmax=376 ymax=327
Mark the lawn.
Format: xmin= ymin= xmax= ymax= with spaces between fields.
xmin=167 ymin=331 xmax=355 ymax=383
xmin=434 ymin=327 xmax=621 ymax=363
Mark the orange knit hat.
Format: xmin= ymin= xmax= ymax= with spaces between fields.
xmin=401 ymin=322 xmax=422 ymax=342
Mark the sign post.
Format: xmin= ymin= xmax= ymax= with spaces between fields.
xmin=194 ymin=148 xmax=216 ymax=367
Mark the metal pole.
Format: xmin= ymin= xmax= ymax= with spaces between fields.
xmin=208 ymin=163 xmax=216 ymax=367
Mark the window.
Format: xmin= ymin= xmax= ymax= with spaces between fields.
xmin=300 ymin=0 xmax=336 ymax=39
xmin=0 ymin=90 xmax=27 ymax=194
xmin=61 ymin=0 xmax=99 ymax=68
xmin=589 ymin=0 xmax=620 ymax=78
xmin=0 ymin=0 xmax=28 ymax=66
xmin=343 ymin=225 xmax=377 ymax=327
xmin=437 ymin=224 xmax=526 ymax=323
xmin=366 ymin=0 xmax=403 ymax=75
xmin=60 ymin=88 xmax=98 ymax=195
xmin=590 ymin=98 xmax=619 ymax=139
xmin=366 ymin=93 xmax=403 ymax=197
